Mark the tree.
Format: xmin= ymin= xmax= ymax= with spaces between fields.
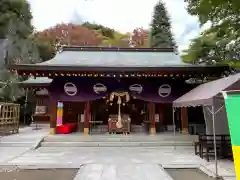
xmin=150 ymin=1 xmax=177 ymax=49
xmin=0 ymin=0 xmax=33 ymax=38
xmin=183 ymin=0 xmax=240 ymax=66
xmin=182 ymin=28 xmax=240 ymax=66
xmin=82 ymin=22 xmax=131 ymax=47
xmin=5 ymin=20 xmax=41 ymax=65
xmin=181 ymin=32 xmax=219 ymax=64
xmin=185 ymin=0 xmax=240 ymax=47
xmin=101 ymin=31 xmax=130 ymax=47
xmin=82 ymin=22 xmax=115 ymax=39
xmin=185 ymin=0 xmax=240 ymax=27
xmin=131 ymin=28 xmax=150 ymax=48
xmin=0 ymin=69 xmax=23 ymax=102
xmin=33 ymin=36 xmax=56 ymax=62
xmin=36 ymin=23 xmax=103 ymax=51
xmin=0 ymin=17 xmax=38 ymax=102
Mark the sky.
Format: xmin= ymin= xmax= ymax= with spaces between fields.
xmin=28 ymin=0 xmax=201 ymax=52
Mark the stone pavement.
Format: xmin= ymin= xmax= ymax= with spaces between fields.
xmin=0 ymin=131 xmax=236 ymax=180
xmin=2 ymin=146 xmax=236 ymax=180
xmin=0 ymin=127 xmax=48 ymax=164
xmin=74 ymin=163 xmax=173 ymax=180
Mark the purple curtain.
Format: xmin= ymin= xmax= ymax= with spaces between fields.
xmin=48 ymin=77 xmax=192 ymax=103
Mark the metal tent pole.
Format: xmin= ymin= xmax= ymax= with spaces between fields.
xmin=206 ymin=103 xmax=223 ymax=178
xmin=212 ymin=105 xmax=218 ymax=178
xmin=172 ymin=107 xmax=176 ymax=150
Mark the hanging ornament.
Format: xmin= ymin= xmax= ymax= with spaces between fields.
xmin=117 ymin=96 xmax=121 ymax=104
xmin=108 ymin=92 xmax=130 ymax=129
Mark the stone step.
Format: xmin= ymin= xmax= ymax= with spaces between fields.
xmin=0 ymin=142 xmax=35 ymax=147
xmin=30 ymin=123 xmax=49 ymax=129
xmin=90 ymin=125 xmax=146 ymax=133
xmin=41 ymin=141 xmax=193 ymax=147
xmin=44 ymin=136 xmax=197 ymax=142
xmin=131 ymin=126 xmax=145 ymax=132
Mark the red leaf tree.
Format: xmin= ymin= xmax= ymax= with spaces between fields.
xmin=36 ymin=23 xmax=103 ymax=49
xmin=131 ymin=28 xmax=149 ymax=47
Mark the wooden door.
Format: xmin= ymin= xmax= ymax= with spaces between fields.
xmin=63 ymin=102 xmax=84 ymax=124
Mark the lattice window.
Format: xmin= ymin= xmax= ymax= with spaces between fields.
xmin=37 ymin=99 xmax=44 ymax=106
xmin=0 ymin=103 xmax=20 ymax=135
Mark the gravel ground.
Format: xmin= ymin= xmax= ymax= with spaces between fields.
xmin=0 ymin=168 xmax=78 ymax=180
xmin=165 ymin=168 xmax=218 ymax=180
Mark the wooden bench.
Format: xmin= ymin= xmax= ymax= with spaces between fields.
xmin=195 ymin=134 xmax=232 ymax=161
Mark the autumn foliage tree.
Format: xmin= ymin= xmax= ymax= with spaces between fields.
xmin=131 ymin=28 xmax=149 ymax=48
xmin=36 ymin=23 xmax=103 ymax=50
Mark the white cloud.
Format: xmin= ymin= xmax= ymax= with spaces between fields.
xmin=28 ymin=0 xmax=200 ymax=52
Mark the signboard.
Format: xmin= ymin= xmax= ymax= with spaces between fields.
xmin=158 ymin=84 xmax=171 ymax=97
xmin=224 ymin=94 xmax=240 ymax=179
xmin=129 ymin=84 xmax=143 ymax=94
xmin=93 ymin=83 xmax=107 ymax=94
xmin=64 ymin=82 xmax=78 ymax=96
xmin=155 ymin=114 xmax=159 ymax=122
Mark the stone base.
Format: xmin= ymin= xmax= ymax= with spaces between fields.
xmin=182 ymin=128 xmax=189 ymax=134
xmin=49 ymin=128 xmax=55 ymax=135
xmin=84 ymin=128 xmax=89 ymax=136
xmin=149 ymin=127 xmax=156 ymax=135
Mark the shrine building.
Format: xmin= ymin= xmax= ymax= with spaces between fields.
xmin=11 ymin=46 xmax=231 ymax=135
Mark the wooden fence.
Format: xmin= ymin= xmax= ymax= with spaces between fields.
xmin=0 ymin=103 xmax=20 ymax=135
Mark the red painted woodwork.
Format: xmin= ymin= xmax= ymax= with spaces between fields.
xmin=84 ymin=101 xmax=90 ymax=128
xmin=63 ymin=102 xmax=84 ymax=124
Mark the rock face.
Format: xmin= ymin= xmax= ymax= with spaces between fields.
xmin=0 ymin=39 xmax=7 ymax=68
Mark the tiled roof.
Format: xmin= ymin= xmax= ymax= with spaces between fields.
xmin=37 ymin=46 xmax=186 ymax=67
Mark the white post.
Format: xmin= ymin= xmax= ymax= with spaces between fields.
xmin=172 ymin=107 xmax=176 ymax=150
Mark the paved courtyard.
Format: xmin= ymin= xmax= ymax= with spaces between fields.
xmin=0 ymin=127 xmax=48 ymax=164
xmin=0 ymin=128 xmax=236 ymax=180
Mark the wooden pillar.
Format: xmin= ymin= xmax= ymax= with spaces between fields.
xmin=49 ymin=99 xmax=57 ymax=134
xmin=159 ymin=104 xmax=164 ymax=131
xmin=84 ymin=101 xmax=90 ymax=136
xmin=148 ymin=103 xmax=156 ymax=135
xmin=181 ymin=107 xmax=188 ymax=134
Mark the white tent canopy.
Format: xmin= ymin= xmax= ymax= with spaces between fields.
xmin=173 ymin=73 xmax=240 ymax=107
xmin=172 ymin=73 xmax=240 ymax=178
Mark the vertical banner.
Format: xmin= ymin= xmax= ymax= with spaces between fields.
xmin=224 ymin=94 xmax=240 ymax=179
xmin=57 ymin=102 xmax=63 ymax=126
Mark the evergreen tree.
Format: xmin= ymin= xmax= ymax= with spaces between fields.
xmin=0 ymin=0 xmax=38 ymax=102
xmin=0 ymin=0 xmax=33 ymax=38
xmin=150 ymin=1 xmax=177 ymax=50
